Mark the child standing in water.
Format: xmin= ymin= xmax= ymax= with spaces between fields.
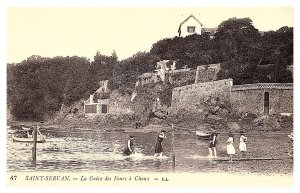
xmin=154 ymin=130 xmax=166 ymax=157
xmin=226 ymin=132 xmax=236 ymax=162
xmin=239 ymin=131 xmax=247 ymax=157
xmin=123 ymin=135 xmax=135 ymax=156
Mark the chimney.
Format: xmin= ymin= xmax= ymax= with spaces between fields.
xmin=171 ymin=61 xmax=176 ymax=70
xmin=90 ymin=95 xmax=94 ymax=103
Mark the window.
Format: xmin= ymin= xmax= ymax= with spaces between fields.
xmin=85 ymin=104 xmax=97 ymax=114
xmin=187 ymin=26 xmax=196 ymax=33
xmin=101 ymin=104 xmax=108 ymax=114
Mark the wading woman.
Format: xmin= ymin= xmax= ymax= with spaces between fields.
xmin=208 ymin=130 xmax=218 ymax=158
xmin=123 ymin=135 xmax=135 ymax=156
xmin=154 ymin=130 xmax=166 ymax=157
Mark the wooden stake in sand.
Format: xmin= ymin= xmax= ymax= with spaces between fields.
xmin=32 ymin=124 xmax=37 ymax=167
xmin=172 ymin=123 xmax=175 ymax=170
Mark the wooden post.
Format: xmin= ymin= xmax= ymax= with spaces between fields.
xmin=32 ymin=124 xmax=37 ymax=166
xmin=171 ymin=123 xmax=175 ymax=171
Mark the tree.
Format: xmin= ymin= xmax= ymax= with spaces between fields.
xmin=214 ymin=17 xmax=261 ymax=61
xmin=260 ymin=26 xmax=293 ymax=65
xmin=113 ymin=52 xmax=159 ymax=94
xmin=150 ymin=34 xmax=216 ymax=69
xmin=87 ymin=51 xmax=118 ymax=93
xmin=7 ymin=55 xmax=91 ymax=120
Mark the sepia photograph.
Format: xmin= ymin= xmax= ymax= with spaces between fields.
xmin=1 ymin=0 xmax=298 ymax=191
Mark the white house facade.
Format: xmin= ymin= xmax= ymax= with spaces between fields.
xmin=178 ymin=14 xmax=203 ymax=37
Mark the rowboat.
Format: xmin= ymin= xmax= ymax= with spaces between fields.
xmin=12 ymin=126 xmax=46 ymax=143
xmin=195 ymin=131 xmax=211 ymax=140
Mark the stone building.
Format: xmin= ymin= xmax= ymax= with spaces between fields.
xmin=84 ymin=95 xmax=110 ymax=115
xmin=171 ymin=79 xmax=233 ymax=114
xmin=231 ymin=83 xmax=293 ymax=115
xmin=84 ymin=80 xmax=110 ymax=115
xmin=84 ymin=80 xmax=132 ymax=116
xmin=171 ymin=62 xmax=293 ymax=117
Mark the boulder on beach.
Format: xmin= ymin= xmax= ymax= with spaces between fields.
xmin=226 ymin=122 xmax=241 ymax=131
xmin=253 ymin=115 xmax=281 ymax=131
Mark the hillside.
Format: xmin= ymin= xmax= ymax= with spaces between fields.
xmin=7 ymin=17 xmax=293 ymax=122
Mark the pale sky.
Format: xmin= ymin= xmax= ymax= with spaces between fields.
xmin=7 ymin=7 xmax=293 ymax=63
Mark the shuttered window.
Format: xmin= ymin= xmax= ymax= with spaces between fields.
xmin=85 ymin=104 xmax=97 ymax=114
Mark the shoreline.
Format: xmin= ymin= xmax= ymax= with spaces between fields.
xmin=8 ymin=120 xmax=292 ymax=135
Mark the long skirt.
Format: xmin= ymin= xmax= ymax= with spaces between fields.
xmin=227 ymin=144 xmax=236 ymax=155
xmin=123 ymin=148 xmax=132 ymax=156
xmin=239 ymin=142 xmax=247 ymax=152
xmin=155 ymin=142 xmax=163 ymax=153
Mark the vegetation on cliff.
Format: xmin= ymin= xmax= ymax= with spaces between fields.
xmin=7 ymin=17 xmax=293 ymax=121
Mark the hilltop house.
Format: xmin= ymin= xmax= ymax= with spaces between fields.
xmin=178 ymin=14 xmax=203 ymax=37
xmin=178 ymin=14 xmax=217 ymax=38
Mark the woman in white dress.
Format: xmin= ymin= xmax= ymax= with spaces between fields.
xmin=239 ymin=131 xmax=247 ymax=157
xmin=226 ymin=133 xmax=236 ymax=162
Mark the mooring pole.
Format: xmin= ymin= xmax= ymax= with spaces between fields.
xmin=32 ymin=124 xmax=37 ymax=166
xmin=171 ymin=123 xmax=175 ymax=171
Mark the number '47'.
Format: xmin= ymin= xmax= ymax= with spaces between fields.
xmin=10 ymin=175 xmax=17 ymax=180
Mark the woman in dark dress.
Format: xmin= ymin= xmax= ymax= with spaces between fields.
xmin=208 ymin=130 xmax=218 ymax=157
xmin=123 ymin=135 xmax=135 ymax=156
xmin=154 ymin=130 xmax=166 ymax=157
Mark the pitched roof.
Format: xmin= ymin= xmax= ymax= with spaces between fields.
xmin=179 ymin=14 xmax=203 ymax=26
xmin=178 ymin=14 xmax=203 ymax=36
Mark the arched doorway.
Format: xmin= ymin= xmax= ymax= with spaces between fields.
xmin=264 ymin=92 xmax=270 ymax=115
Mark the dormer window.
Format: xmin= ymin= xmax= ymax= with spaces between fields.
xmin=187 ymin=26 xmax=196 ymax=33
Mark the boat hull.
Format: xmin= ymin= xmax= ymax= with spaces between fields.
xmin=12 ymin=136 xmax=46 ymax=143
xmin=195 ymin=131 xmax=211 ymax=140
xmin=197 ymin=135 xmax=211 ymax=140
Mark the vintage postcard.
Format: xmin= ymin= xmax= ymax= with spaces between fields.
xmin=2 ymin=0 xmax=296 ymax=190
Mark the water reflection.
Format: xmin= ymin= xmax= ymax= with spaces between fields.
xmin=7 ymin=127 xmax=293 ymax=174
xmin=7 ymin=129 xmax=180 ymax=172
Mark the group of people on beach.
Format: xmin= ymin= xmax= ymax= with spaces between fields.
xmin=123 ymin=130 xmax=167 ymax=157
xmin=122 ymin=128 xmax=294 ymax=161
xmin=208 ymin=130 xmax=248 ymax=161
xmin=122 ymin=128 xmax=248 ymax=161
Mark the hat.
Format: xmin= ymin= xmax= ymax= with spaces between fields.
xmin=161 ymin=130 xmax=166 ymax=132
xmin=130 ymin=135 xmax=135 ymax=138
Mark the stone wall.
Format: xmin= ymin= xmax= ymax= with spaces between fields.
xmin=167 ymin=69 xmax=196 ymax=86
xmin=108 ymin=90 xmax=133 ymax=115
xmin=171 ymin=79 xmax=233 ymax=114
xmin=195 ymin=63 xmax=221 ymax=83
xmin=136 ymin=73 xmax=158 ymax=86
xmin=231 ymin=83 xmax=293 ymax=115
xmin=136 ymin=68 xmax=196 ymax=87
